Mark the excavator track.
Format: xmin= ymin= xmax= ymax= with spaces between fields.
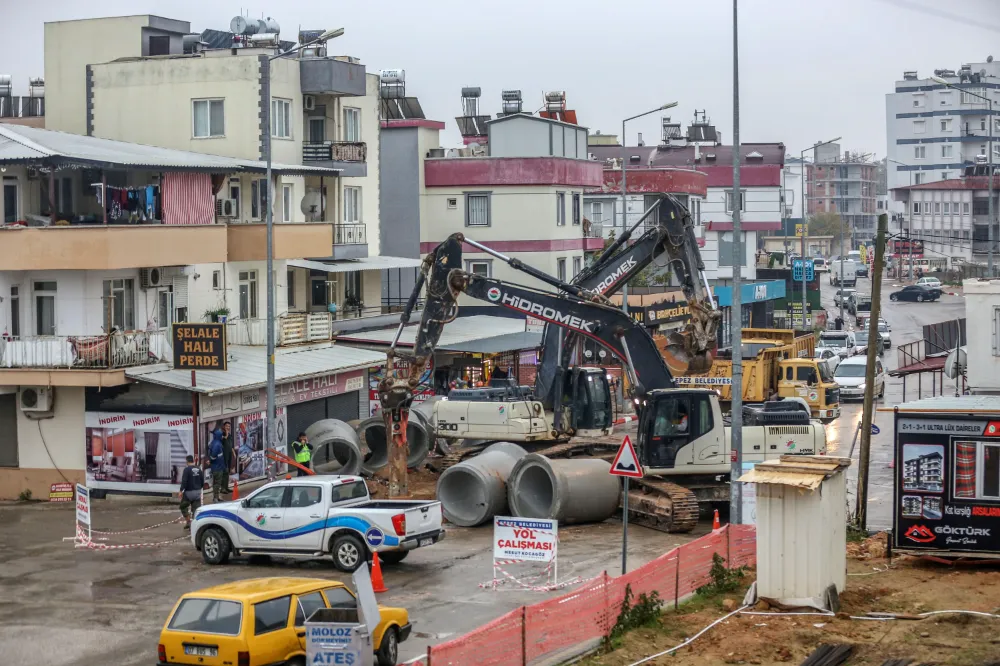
xmin=438 ymin=444 xmax=488 ymax=471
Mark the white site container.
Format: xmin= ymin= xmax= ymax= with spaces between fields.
xmin=740 ymin=456 xmax=851 ymax=610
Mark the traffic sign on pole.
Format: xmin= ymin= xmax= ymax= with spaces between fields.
xmin=610 ymin=435 xmax=644 ymax=478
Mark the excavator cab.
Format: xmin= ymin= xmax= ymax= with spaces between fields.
xmin=637 ymin=389 xmax=725 ymax=472
xmin=561 ymin=367 xmax=613 ymax=435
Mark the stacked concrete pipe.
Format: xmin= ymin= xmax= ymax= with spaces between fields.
xmin=356 ymin=411 xmax=432 ymax=474
xmin=303 ymin=419 xmax=363 ymax=476
xmin=436 ymin=442 xmax=528 ymax=526
xmin=507 ymin=454 xmax=621 ymax=524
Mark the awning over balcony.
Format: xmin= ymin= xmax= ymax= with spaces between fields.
xmin=0 ymin=125 xmax=343 ymax=176
xmin=288 ymin=256 xmax=423 ymax=273
xmin=336 ymin=315 xmax=541 ymax=353
xmin=127 ymin=344 xmax=384 ymax=394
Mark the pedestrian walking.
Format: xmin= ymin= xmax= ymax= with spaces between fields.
xmin=292 ymin=432 xmax=313 ymax=477
xmin=221 ymin=421 xmax=234 ymax=493
xmin=178 ymin=455 xmax=204 ymax=530
xmin=208 ymin=428 xmax=226 ymax=502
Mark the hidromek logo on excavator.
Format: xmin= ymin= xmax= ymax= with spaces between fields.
xmin=495 ymin=292 xmax=596 ymax=332
xmin=594 ymin=257 xmax=637 ymax=294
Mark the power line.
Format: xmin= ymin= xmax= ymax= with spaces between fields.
xmin=872 ymin=0 xmax=1000 ymax=34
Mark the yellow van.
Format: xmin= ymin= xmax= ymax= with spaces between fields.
xmin=157 ymin=577 xmax=409 ymax=666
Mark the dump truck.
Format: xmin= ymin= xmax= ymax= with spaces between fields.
xmin=670 ymin=328 xmax=841 ymax=423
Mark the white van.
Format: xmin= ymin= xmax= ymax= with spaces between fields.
xmin=834 ymin=355 xmax=886 ymax=400
xmin=829 ymin=260 xmax=857 ymax=287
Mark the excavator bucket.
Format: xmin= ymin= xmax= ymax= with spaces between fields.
xmin=657 ymin=332 xmax=716 ymax=377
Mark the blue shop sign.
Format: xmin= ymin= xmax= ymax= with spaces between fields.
xmin=713 ymin=280 xmax=785 ymax=307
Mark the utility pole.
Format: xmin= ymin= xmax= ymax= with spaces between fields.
xmin=729 ymin=0 xmax=743 ymax=524
xmin=856 ymin=213 xmax=888 ymax=530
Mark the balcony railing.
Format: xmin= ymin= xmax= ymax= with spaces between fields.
xmin=227 ymin=304 xmax=425 ymax=347
xmin=335 ymin=223 xmax=366 ymax=245
xmin=302 ymin=141 xmax=367 ymax=163
xmin=583 ymin=221 xmax=605 ymax=239
xmin=0 ymin=330 xmax=170 ymax=370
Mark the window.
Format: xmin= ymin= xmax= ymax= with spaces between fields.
xmin=253 ymin=596 xmax=291 ymax=635
xmin=465 ymin=192 xmax=490 ymax=227
xmin=912 ymin=120 xmax=926 ymax=134
xmin=311 ymin=274 xmax=329 ymax=308
xmin=212 ymin=270 xmax=222 ymax=289
xmin=344 ymin=186 xmax=361 ymax=223
xmin=556 ymin=192 xmax=566 ymax=226
xmin=239 ymin=270 xmax=258 ymax=319
xmin=295 ymin=592 xmax=326 ymax=627
xmin=942 ymin=171 xmax=951 ymax=180
xmin=914 ymin=145 xmax=926 ymax=159
xmin=271 ymin=98 xmax=291 ymax=139
xmin=330 ymin=480 xmax=368 ymax=503
xmin=961 ymin=88 xmax=987 ymax=106
xmin=911 ymin=94 xmax=925 ymax=108
xmin=247 ymin=485 xmax=285 ymax=508
xmin=922 ymin=202 xmax=931 ymax=214
xmin=934 ymin=202 xmax=941 ymax=214
xmin=557 ymin=258 xmax=567 ymax=282
xmin=34 ymin=281 xmax=56 ymax=336
xmin=282 ymin=183 xmax=292 ymax=222
xmin=251 ymin=178 xmax=268 ymax=220
xmin=9 ymin=286 xmax=19 ymax=338
xmin=3 ymin=176 xmax=18 ymax=224
xmin=914 ymin=173 xmax=925 ymax=185
xmin=103 ymin=279 xmax=135 ymax=331
xmin=943 ymin=202 xmax=950 ymax=214
xmin=343 ymin=107 xmax=361 ymax=142
xmin=938 ymin=91 xmax=952 ymax=106
xmin=344 ymin=271 xmax=362 ymax=304
xmin=192 ymin=99 xmax=224 ymax=138
xmin=147 ymin=35 xmax=171 ymax=56
xmin=287 ymin=270 xmax=296 ymax=308
xmin=963 ymin=202 xmax=970 ymax=215
xmin=289 ymin=486 xmax=322 ymax=507
xmin=572 ymin=193 xmax=581 ymax=225
xmin=466 ymin=260 xmax=491 ymax=277
xmin=168 ymin=598 xmax=242 ymax=636
xmin=725 ymin=189 xmax=746 ymax=213
xmin=953 ymin=441 xmax=1000 ymax=500
xmin=941 ymin=145 xmax=953 ymax=159
xmin=589 ymin=201 xmax=604 ymax=223
xmin=323 ymin=587 xmax=357 ymax=609
xmin=308 ymin=116 xmax=325 ymax=143
xmin=940 ymin=118 xmax=952 ymax=132
xmin=227 ymin=178 xmax=241 ymax=218
xmin=573 ymin=256 xmax=582 ymax=277
xmin=912 ymin=202 xmax=920 ymax=215
xmin=158 ymin=289 xmax=174 ymax=329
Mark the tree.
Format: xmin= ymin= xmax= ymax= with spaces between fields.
xmin=600 ymin=230 xmax=672 ymax=287
xmin=808 ymin=212 xmax=851 ymax=253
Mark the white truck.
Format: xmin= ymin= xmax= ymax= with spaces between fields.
xmin=192 ymin=476 xmax=445 ymax=571
xmin=829 ymin=260 xmax=858 ymax=287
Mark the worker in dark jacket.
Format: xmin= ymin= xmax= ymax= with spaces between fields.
xmin=292 ymin=432 xmax=313 ymax=477
xmin=220 ymin=421 xmax=234 ymax=493
xmin=208 ymin=429 xmax=226 ymax=502
xmin=178 ymin=455 xmax=204 ymax=530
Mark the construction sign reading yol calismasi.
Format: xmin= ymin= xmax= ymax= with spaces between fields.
xmin=493 ymin=517 xmax=557 ymax=563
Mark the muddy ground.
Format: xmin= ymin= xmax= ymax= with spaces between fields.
xmin=582 ymin=535 xmax=1000 ymax=666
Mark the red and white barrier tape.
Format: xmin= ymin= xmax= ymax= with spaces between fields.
xmin=73 ymin=525 xmax=188 ymax=550
xmin=90 ymin=517 xmax=184 ymax=535
xmin=614 ymin=416 xmax=637 ymax=425
xmin=480 ymin=559 xmax=584 ymax=592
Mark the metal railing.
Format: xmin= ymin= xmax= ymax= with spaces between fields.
xmin=0 ymin=330 xmax=170 ymax=369
xmin=226 ymin=306 xmax=420 ymax=347
xmin=302 ymin=141 xmax=367 ymax=163
xmin=583 ymin=221 xmax=605 ymax=238
xmin=335 ymin=223 xmax=366 ymax=245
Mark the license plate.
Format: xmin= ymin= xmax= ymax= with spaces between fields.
xmin=419 ymin=538 xmax=433 ymax=547
xmin=184 ymin=646 xmax=218 ymax=657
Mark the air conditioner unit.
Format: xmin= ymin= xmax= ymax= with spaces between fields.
xmin=140 ymin=267 xmax=165 ymax=289
xmin=304 ymin=95 xmax=316 ymax=111
xmin=221 ymin=199 xmax=238 ymax=217
xmin=19 ymin=386 xmax=52 ymax=413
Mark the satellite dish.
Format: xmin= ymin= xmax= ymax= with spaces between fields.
xmin=944 ymin=346 xmax=967 ymax=379
xmin=988 ymin=55 xmax=994 ymax=63
xmin=300 ymin=190 xmax=326 ymax=220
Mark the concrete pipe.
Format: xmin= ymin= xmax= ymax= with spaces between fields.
xmin=412 ymin=396 xmax=451 ymax=454
xmin=303 ymin=419 xmax=363 ymax=476
xmin=356 ymin=414 xmax=431 ymax=474
xmin=508 ymin=454 xmax=621 ymax=524
xmin=436 ymin=442 xmax=528 ymax=527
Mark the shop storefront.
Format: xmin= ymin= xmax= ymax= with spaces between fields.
xmin=712 ymin=280 xmax=786 ymax=348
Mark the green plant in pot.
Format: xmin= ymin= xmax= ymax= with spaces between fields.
xmin=203 ymin=306 xmax=231 ymax=323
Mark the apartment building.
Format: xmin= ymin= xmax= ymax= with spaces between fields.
xmin=903 ymin=450 xmax=944 ymax=492
xmin=807 ymin=143 xmax=879 ymax=244
xmin=885 ymin=59 xmax=1000 ymax=213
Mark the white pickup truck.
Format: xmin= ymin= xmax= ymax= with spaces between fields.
xmin=192 ymin=476 xmax=445 ymax=571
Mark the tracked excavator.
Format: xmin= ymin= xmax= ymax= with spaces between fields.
xmin=378 ymin=196 xmax=825 ymax=532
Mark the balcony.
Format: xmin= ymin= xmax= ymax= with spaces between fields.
xmin=299 ymin=57 xmax=366 ymax=96
xmin=227 ymin=222 xmax=335 ymax=262
xmin=331 ymin=223 xmax=368 ymax=259
xmin=302 ymin=141 xmax=367 ymax=177
xmin=227 ymin=307 xmax=422 ymax=346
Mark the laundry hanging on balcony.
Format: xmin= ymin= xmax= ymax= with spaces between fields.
xmin=93 ymin=183 xmax=162 ymax=223
xmin=163 ymin=172 xmax=215 ymax=225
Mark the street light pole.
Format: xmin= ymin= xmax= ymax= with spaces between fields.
xmin=729 ymin=0 xmax=743 ymax=524
xmin=887 ymin=158 xmax=912 ymax=279
xmin=263 ymin=28 xmax=344 ymax=459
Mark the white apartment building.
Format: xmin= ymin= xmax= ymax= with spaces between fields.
xmin=885 ymin=59 xmax=1000 ymax=214
xmin=892 ymin=177 xmax=989 ymax=266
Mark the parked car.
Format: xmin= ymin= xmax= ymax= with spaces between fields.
xmin=158 ymin=577 xmax=410 ymax=666
xmin=889 ymin=285 xmax=942 ymax=302
xmin=192 ymin=476 xmax=445 ymax=571
xmin=813 ymin=257 xmax=828 ymax=272
xmin=855 ymin=263 xmax=869 ymax=278
xmin=853 ymin=329 xmax=884 ymax=357
xmin=834 ymin=355 xmax=887 ymax=400
xmin=916 ymin=276 xmax=943 ymax=289
xmin=815 ymin=348 xmax=842 ymax=374
xmin=864 ymin=319 xmax=893 ymax=348
xmin=817 ymin=330 xmax=859 ymax=358
xmin=833 ymin=287 xmax=857 ymax=307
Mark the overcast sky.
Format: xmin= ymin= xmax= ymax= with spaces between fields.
xmin=3 ymin=0 xmax=997 ymax=158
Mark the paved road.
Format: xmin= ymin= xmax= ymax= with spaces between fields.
xmin=818 ymin=274 xmax=965 ymax=530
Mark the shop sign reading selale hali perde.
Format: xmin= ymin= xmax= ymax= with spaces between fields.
xmin=172 ymin=323 xmax=228 ymax=370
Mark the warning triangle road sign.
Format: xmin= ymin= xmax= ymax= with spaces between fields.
xmin=609 ymin=435 xmax=644 ymax=478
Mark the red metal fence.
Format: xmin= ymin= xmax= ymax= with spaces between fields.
xmin=408 ymin=524 xmax=756 ymax=666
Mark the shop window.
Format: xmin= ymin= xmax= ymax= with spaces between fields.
xmin=271 ymin=98 xmax=291 ymax=139
xmin=954 ymin=441 xmax=1000 ymax=500
xmin=34 ymin=281 xmax=56 ymax=336
xmin=239 ymin=270 xmax=258 ymax=319
xmin=192 ymin=98 xmax=225 ymax=138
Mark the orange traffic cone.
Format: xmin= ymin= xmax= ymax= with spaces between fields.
xmin=712 ymin=509 xmax=721 ymax=530
xmin=231 ymin=479 xmax=240 ymax=500
xmin=371 ymin=552 xmax=388 ymax=593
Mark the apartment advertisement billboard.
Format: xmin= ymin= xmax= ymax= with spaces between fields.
xmin=893 ymin=416 xmax=1000 ymax=554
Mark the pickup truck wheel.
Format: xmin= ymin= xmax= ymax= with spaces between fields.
xmin=332 ymin=534 xmax=366 ymax=572
xmin=378 ymin=551 xmax=409 ymax=565
xmin=376 ymin=628 xmax=398 ymax=666
xmin=201 ymin=527 xmax=231 ymax=565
